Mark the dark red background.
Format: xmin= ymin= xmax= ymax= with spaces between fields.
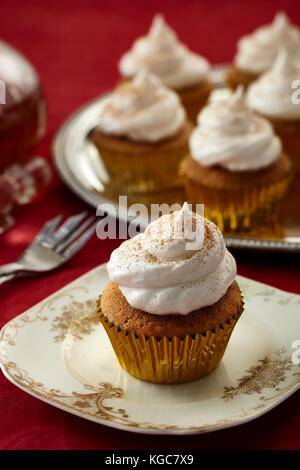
xmin=0 ymin=0 xmax=299 ymax=450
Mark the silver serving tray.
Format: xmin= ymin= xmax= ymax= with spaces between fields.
xmin=52 ymin=66 xmax=300 ymax=252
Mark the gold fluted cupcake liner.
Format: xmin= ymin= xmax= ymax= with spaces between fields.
xmin=267 ymin=119 xmax=300 ymax=175
xmin=94 ymin=141 xmax=189 ymax=199
xmin=184 ymin=173 xmax=293 ymax=233
xmin=178 ymin=80 xmax=213 ymax=123
xmin=97 ymin=297 xmax=244 ymax=384
xmin=225 ymin=67 xmax=259 ymax=91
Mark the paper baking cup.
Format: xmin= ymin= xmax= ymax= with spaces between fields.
xmin=93 ymin=140 xmax=189 ymax=199
xmin=97 ymin=298 xmax=244 ymax=384
xmin=184 ymin=173 xmax=293 ymax=232
xmin=178 ymin=79 xmax=212 ymax=123
xmin=270 ymin=120 xmax=300 ymax=174
xmin=226 ymin=67 xmax=259 ymax=91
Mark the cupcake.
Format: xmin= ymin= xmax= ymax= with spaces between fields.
xmin=119 ymin=14 xmax=212 ymax=122
xmin=226 ymin=12 xmax=300 ymax=90
xmin=98 ymin=203 xmax=243 ymax=384
xmin=183 ymin=87 xmax=293 ymax=232
xmin=247 ymin=48 xmax=300 ymax=176
xmin=91 ymin=71 xmax=192 ymax=198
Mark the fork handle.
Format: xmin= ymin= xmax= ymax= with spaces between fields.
xmin=0 ymin=262 xmax=24 ymax=277
xmin=0 ymin=273 xmax=17 ymax=285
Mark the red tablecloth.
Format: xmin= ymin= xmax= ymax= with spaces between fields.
xmin=0 ymin=0 xmax=299 ymax=450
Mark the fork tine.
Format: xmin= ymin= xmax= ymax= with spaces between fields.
xmin=62 ymin=221 xmax=98 ymax=258
xmin=51 ymin=211 xmax=88 ymax=245
xmin=31 ymin=215 xmax=64 ymax=246
xmin=56 ymin=215 xmax=97 ymax=253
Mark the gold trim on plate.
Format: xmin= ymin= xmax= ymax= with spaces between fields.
xmin=2 ymin=295 xmax=300 ymax=431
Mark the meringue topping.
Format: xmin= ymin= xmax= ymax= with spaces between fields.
xmin=234 ymin=12 xmax=300 ymax=74
xmin=96 ymin=71 xmax=185 ymax=142
xmin=119 ymin=14 xmax=210 ymax=90
xmin=107 ymin=204 xmax=236 ymax=315
xmin=189 ymin=87 xmax=281 ymax=171
xmin=247 ymin=47 xmax=300 ymax=120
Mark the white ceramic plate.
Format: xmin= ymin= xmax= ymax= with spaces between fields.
xmin=1 ymin=265 xmax=300 ymax=435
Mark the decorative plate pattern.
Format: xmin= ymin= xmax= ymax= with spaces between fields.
xmin=1 ymin=265 xmax=299 ymax=435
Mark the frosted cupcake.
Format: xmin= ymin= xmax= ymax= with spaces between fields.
xmin=247 ymin=48 xmax=300 ymax=175
xmin=119 ymin=14 xmax=212 ymax=122
xmin=91 ymin=71 xmax=192 ymax=197
xmin=183 ymin=87 xmax=293 ymax=232
xmin=98 ymin=203 xmax=243 ymax=384
xmin=227 ymin=12 xmax=300 ymax=90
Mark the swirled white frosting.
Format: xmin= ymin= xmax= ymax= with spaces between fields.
xmin=107 ymin=203 xmax=236 ymax=315
xmin=234 ymin=12 xmax=300 ymax=74
xmin=247 ymin=48 xmax=300 ymax=120
xmin=119 ymin=14 xmax=210 ymax=90
xmin=189 ymin=86 xmax=281 ymax=171
xmin=96 ymin=71 xmax=185 ymax=142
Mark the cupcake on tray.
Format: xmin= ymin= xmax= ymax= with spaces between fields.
xmin=182 ymin=87 xmax=293 ymax=232
xmin=119 ymin=14 xmax=212 ymax=122
xmin=91 ymin=71 xmax=192 ymax=197
xmin=247 ymin=48 xmax=300 ymax=176
xmin=226 ymin=12 xmax=300 ymax=90
xmin=98 ymin=203 xmax=243 ymax=384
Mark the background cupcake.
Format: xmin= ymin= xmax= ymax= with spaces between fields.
xmin=183 ymin=87 xmax=293 ymax=232
xmin=119 ymin=14 xmax=212 ymax=122
xmin=247 ymin=48 xmax=300 ymax=175
xmin=226 ymin=12 xmax=300 ymax=90
xmin=91 ymin=71 xmax=192 ymax=198
xmin=98 ymin=203 xmax=243 ymax=384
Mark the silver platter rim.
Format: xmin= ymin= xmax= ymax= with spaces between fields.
xmin=52 ymin=66 xmax=300 ymax=253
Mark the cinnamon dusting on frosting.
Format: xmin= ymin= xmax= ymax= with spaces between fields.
xmin=107 ymin=203 xmax=236 ymax=315
xmin=97 ymin=71 xmax=185 ymax=142
xmin=189 ymin=87 xmax=281 ymax=171
xmin=119 ymin=14 xmax=210 ymax=90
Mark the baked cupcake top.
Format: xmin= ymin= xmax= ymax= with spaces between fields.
xmin=234 ymin=12 xmax=300 ymax=75
xmin=107 ymin=203 xmax=236 ymax=315
xmin=189 ymin=86 xmax=281 ymax=172
xmin=96 ymin=71 xmax=185 ymax=142
xmin=247 ymin=48 xmax=300 ymax=121
xmin=119 ymin=14 xmax=210 ymax=90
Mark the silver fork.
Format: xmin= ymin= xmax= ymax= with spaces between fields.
xmin=0 ymin=211 xmax=98 ymax=285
